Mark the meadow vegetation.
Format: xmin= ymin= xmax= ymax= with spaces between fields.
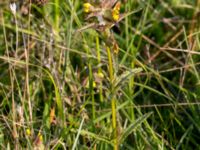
xmin=0 ymin=0 xmax=200 ymax=149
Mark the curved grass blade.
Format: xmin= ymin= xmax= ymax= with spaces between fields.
xmin=119 ymin=112 xmax=153 ymax=144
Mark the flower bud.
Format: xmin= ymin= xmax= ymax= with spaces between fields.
xmin=83 ymin=3 xmax=93 ymax=13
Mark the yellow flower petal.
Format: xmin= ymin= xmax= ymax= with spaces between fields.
xmin=83 ymin=3 xmax=93 ymax=13
xmin=38 ymin=132 xmax=43 ymax=142
xmin=86 ymin=80 xmax=96 ymax=88
xmin=112 ymin=2 xmax=121 ymax=21
xmin=26 ymin=128 xmax=31 ymax=136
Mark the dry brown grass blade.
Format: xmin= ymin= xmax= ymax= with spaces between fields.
xmin=100 ymin=0 xmax=117 ymax=8
xmin=75 ymin=23 xmax=96 ymax=33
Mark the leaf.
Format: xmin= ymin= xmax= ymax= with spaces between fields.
xmin=176 ymin=125 xmax=193 ymax=150
xmin=113 ymin=8 xmax=143 ymax=27
xmin=113 ymin=68 xmax=142 ymax=89
xmin=119 ymin=112 xmax=153 ymax=144
xmin=75 ymin=23 xmax=96 ymax=33
xmin=72 ymin=118 xmax=85 ymax=150
xmin=94 ymin=101 xmax=129 ymax=123
xmin=70 ymin=128 xmax=113 ymax=146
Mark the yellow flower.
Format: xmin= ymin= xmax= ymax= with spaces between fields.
xmin=83 ymin=3 xmax=93 ymax=13
xmin=38 ymin=132 xmax=43 ymax=142
xmin=97 ymin=72 xmax=104 ymax=78
xmin=33 ymin=131 xmax=44 ymax=148
xmin=26 ymin=128 xmax=31 ymax=136
xmin=86 ymin=80 xmax=96 ymax=88
xmin=112 ymin=2 xmax=121 ymax=21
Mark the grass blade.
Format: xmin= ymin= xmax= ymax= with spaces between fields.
xmin=119 ymin=112 xmax=153 ymax=144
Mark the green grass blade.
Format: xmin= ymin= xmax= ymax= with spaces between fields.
xmin=119 ymin=112 xmax=153 ymax=144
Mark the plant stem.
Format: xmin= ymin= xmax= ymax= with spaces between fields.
xmin=96 ymin=36 xmax=103 ymax=102
xmin=27 ymin=1 xmax=32 ymax=131
xmin=53 ymin=0 xmax=65 ymax=126
xmin=88 ymin=62 xmax=96 ymax=120
xmin=106 ymin=46 xmax=118 ymax=150
xmin=106 ymin=47 xmax=114 ymax=80
xmin=54 ymin=0 xmax=60 ymax=34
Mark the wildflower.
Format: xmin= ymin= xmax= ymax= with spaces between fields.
xmin=26 ymin=128 xmax=31 ymax=136
xmin=34 ymin=132 xmax=43 ymax=145
xmin=83 ymin=1 xmax=121 ymax=25
xmin=38 ymin=132 xmax=43 ymax=142
xmin=97 ymin=72 xmax=104 ymax=78
xmin=112 ymin=2 xmax=121 ymax=21
xmin=10 ymin=3 xmax=17 ymax=15
xmin=86 ymin=80 xmax=97 ymax=88
xmin=83 ymin=3 xmax=93 ymax=13
xmin=34 ymin=131 xmax=45 ymax=150
xmin=82 ymin=0 xmax=123 ymax=54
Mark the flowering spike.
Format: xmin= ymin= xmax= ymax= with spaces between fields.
xmin=82 ymin=0 xmax=123 ymax=54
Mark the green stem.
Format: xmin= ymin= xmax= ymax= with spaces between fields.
xmin=53 ymin=0 xmax=65 ymax=126
xmin=54 ymin=0 xmax=60 ymax=34
xmin=106 ymin=46 xmax=118 ymax=150
xmin=106 ymin=47 xmax=114 ymax=80
xmin=96 ymin=36 xmax=103 ymax=102
xmin=129 ymin=61 xmax=135 ymax=121
xmin=88 ymin=62 xmax=95 ymax=120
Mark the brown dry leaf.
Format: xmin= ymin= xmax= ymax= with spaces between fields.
xmin=100 ymin=0 xmax=117 ymax=8
xmin=50 ymin=107 xmax=57 ymax=125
